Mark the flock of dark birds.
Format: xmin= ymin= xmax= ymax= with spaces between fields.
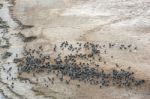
xmin=0 ymin=0 xmax=145 ymax=90
xmin=13 ymin=41 xmax=145 ymax=89
xmin=0 ymin=1 xmax=147 ymax=98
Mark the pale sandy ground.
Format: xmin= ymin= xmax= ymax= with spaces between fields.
xmin=0 ymin=0 xmax=150 ymax=99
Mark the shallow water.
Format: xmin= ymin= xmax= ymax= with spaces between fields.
xmin=0 ymin=93 xmax=5 ymax=99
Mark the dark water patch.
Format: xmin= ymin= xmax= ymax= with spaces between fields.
xmin=2 ymin=52 xmax=12 ymax=59
xmin=17 ymin=32 xmax=37 ymax=42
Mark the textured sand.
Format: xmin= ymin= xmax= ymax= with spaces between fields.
xmin=0 ymin=0 xmax=150 ymax=99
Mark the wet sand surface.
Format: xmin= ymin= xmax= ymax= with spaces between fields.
xmin=0 ymin=0 xmax=150 ymax=99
